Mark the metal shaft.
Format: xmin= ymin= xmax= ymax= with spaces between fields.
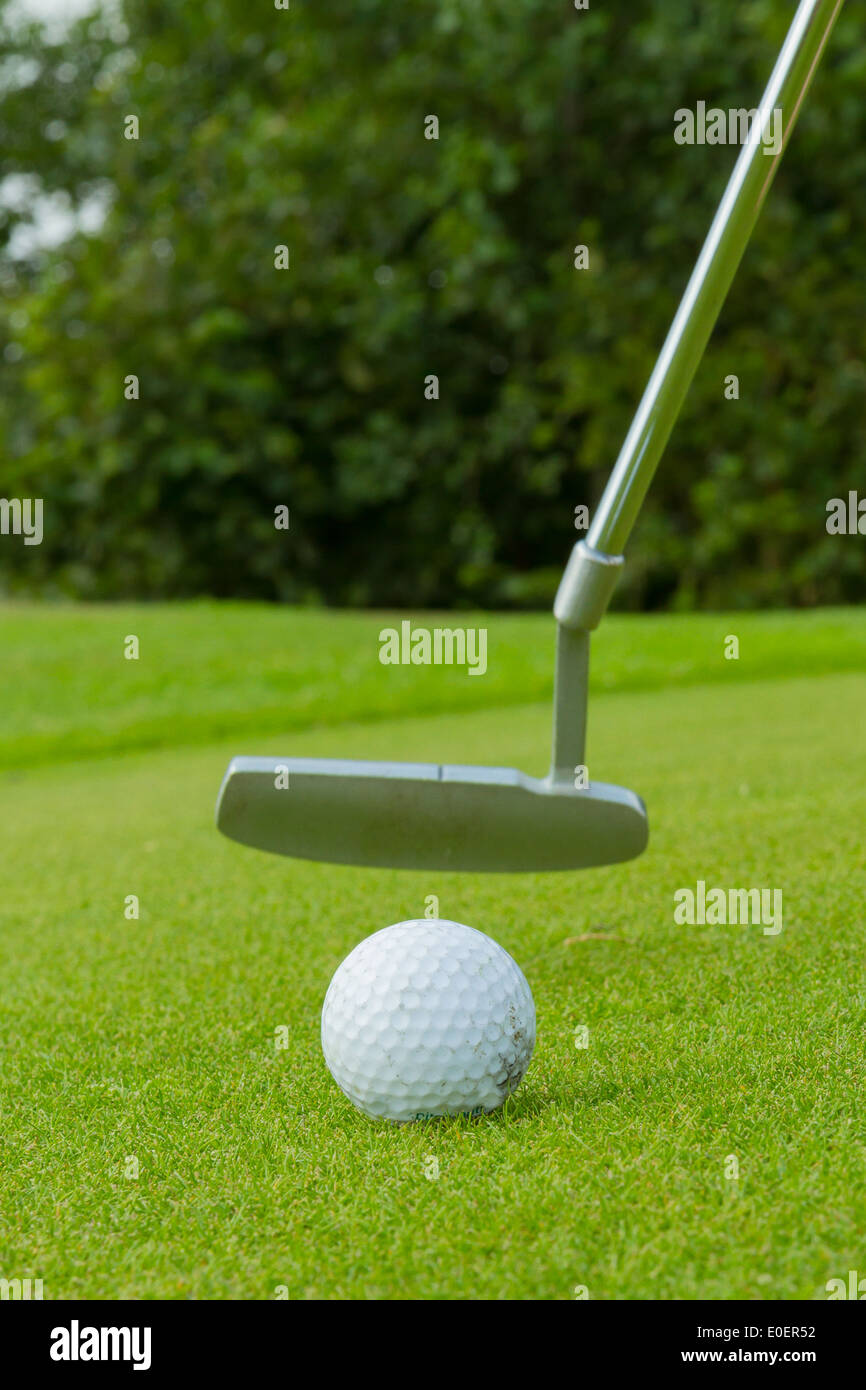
xmin=551 ymin=0 xmax=843 ymax=779
xmin=587 ymin=0 xmax=845 ymax=557
xmin=550 ymin=625 xmax=589 ymax=781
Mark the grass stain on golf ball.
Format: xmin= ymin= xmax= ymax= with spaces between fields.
xmin=321 ymin=919 xmax=536 ymax=1123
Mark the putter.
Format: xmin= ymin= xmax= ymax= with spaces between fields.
xmin=217 ymin=0 xmax=844 ymax=872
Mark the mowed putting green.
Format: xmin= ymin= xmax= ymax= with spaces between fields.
xmin=1 ymin=604 xmax=864 ymax=1300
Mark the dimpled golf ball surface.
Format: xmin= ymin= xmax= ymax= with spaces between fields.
xmin=321 ymin=919 xmax=536 ymax=1122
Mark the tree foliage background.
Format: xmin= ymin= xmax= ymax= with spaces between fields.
xmin=1 ymin=0 xmax=864 ymax=609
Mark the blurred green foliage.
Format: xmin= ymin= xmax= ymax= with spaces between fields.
xmin=0 ymin=0 xmax=863 ymax=608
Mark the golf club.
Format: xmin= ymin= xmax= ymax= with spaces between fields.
xmin=217 ymin=0 xmax=844 ymax=871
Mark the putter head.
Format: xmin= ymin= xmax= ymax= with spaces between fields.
xmin=216 ymin=756 xmax=648 ymax=872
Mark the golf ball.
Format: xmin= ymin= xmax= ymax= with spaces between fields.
xmin=321 ymin=918 xmax=536 ymax=1123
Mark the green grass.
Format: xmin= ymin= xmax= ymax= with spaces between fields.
xmin=2 ymin=600 xmax=865 ymax=768
xmin=1 ymin=602 xmax=864 ymax=1299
